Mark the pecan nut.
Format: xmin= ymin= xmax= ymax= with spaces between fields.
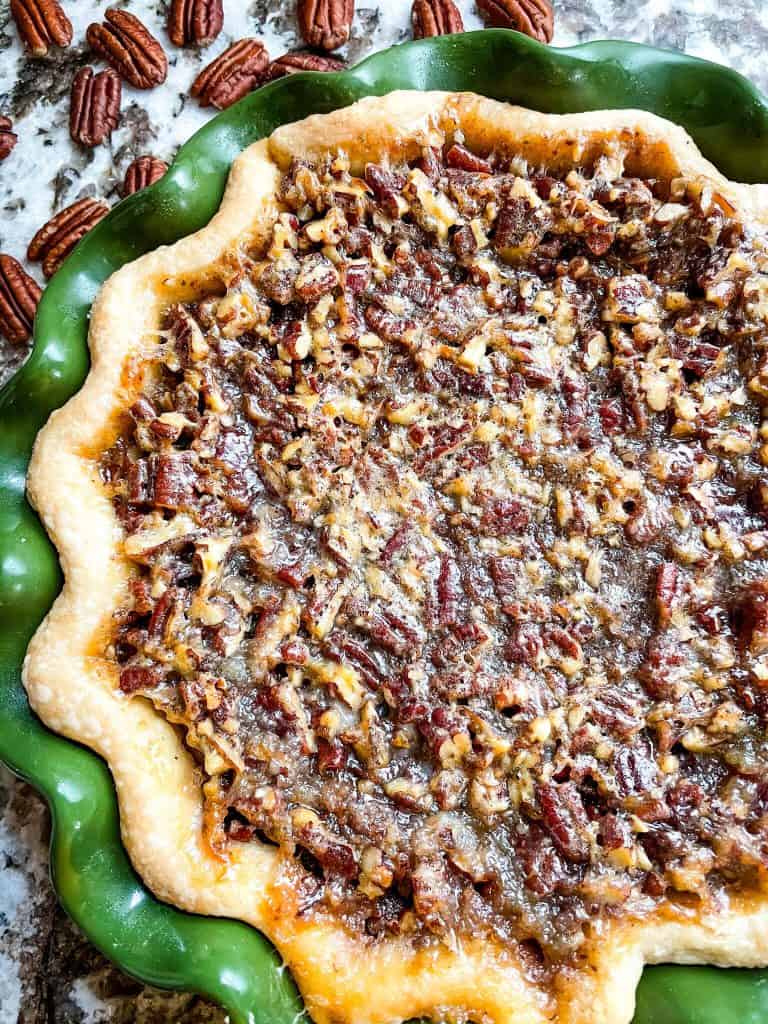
xmin=10 ymin=0 xmax=72 ymax=57
xmin=28 ymin=197 xmax=110 ymax=279
xmin=0 ymin=255 xmax=41 ymax=345
xmin=123 ymin=156 xmax=168 ymax=197
xmin=0 ymin=117 xmax=18 ymax=161
xmin=411 ymin=0 xmax=463 ymax=38
xmin=69 ymin=67 xmax=121 ymax=147
xmin=476 ymin=0 xmax=554 ymax=43
xmin=86 ymin=9 xmax=168 ymax=90
xmin=297 ymin=0 xmax=354 ymax=52
xmin=266 ymin=51 xmax=345 ymax=81
xmin=191 ymin=39 xmax=269 ymax=109
xmin=168 ymin=0 xmax=223 ymax=47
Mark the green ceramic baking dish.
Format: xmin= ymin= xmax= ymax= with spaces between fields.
xmin=2 ymin=28 xmax=768 ymax=1024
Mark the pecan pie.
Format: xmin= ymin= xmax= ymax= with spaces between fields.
xmin=24 ymin=93 xmax=768 ymax=1024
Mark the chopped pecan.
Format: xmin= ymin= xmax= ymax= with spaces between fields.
xmin=122 ymin=155 xmax=168 ymax=197
xmin=411 ymin=854 xmax=458 ymax=931
xmin=413 ymin=422 xmax=470 ymax=470
xmin=69 ymin=67 xmax=121 ymax=147
xmin=365 ymin=164 xmax=407 ymax=218
xmin=614 ymin=740 xmax=660 ymax=799
xmin=480 ymin=497 xmax=530 ymax=535
xmin=325 ymin=632 xmax=383 ymax=688
xmin=119 ymin=665 xmax=162 ymax=693
xmin=167 ymin=0 xmax=223 ymax=46
xmin=539 ymin=782 xmax=590 ymax=862
xmin=378 ymin=523 xmax=410 ymax=566
xmin=411 ymin=0 xmax=463 ymax=37
xmin=293 ymin=811 xmax=358 ymax=879
xmin=494 ymin=197 xmax=540 ymax=253
xmin=297 ymin=0 xmax=354 ymax=52
xmin=452 ymin=224 xmax=478 ymax=258
xmin=736 ymin=581 xmax=768 ymax=654
xmin=0 ymin=117 xmax=17 ymax=161
xmin=488 ymin=555 xmax=519 ymax=611
xmin=625 ymin=499 xmax=668 ymax=545
xmin=655 ymin=562 xmax=680 ymax=628
xmin=316 ymin=737 xmax=348 ymax=773
xmin=10 ymin=0 xmax=72 ymax=56
xmin=96 ymin=133 xmax=768 ymax=946
xmin=599 ymin=813 xmax=632 ymax=853
xmin=436 ymin=555 xmax=461 ymax=627
xmin=476 ymin=0 xmax=554 ymax=43
xmin=598 ymin=396 xmax=624 ymax=434
xmin=750 ymin=480 xmax=768 ymax=520
xmin=0 ymin=255 xmax=41 ymax=345
xmin=151 ymin=452 xmax=199 ymax=509
xmin=191 ymin=38 xmax=269 ymax=109
xmin=603 ymin=274 xmax=656 ymax=324
xmin=518 ymin=825 xmax=568 ymax=896
xmin=639 ymin=634 xmax=686 ymax=702
xmin=445 ymin=143 xmax=491 ymax=173
xmin=28 ymin=197 xmax=110 ymax=279
xmin=294 ymin=253 xmax=339 ymax=302
xmin=364 ymin=302 xmax=415 ymax=342
xmin=86 ymin=8 xmax=168 ymax=90
xmin=266 ymin=51 xmax=345 ymax=81
xmin=505 ymin=622 xmax=542 ymax=666
xmin=589 ymin=689 xmax=642 ymax=739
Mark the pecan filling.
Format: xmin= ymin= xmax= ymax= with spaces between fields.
xmin=102 ymin=140 xmax=768 ymax=961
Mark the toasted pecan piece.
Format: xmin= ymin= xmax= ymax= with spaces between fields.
xmin=86 ymin=8 xmax=168 ymax=89
xmin=10 ymin=0 xmax=72 ymax=56
xmin=0 ymin=255 xmax=41 ymax=344
xmin=0 ymin=117 xmax=17 ymax=161
xmin=191 ymin=38 xmax=269 ymax=109
xmin=411 ymin=0 xmax=463 ymax=37
xmin=69 ymin=66 xmax=122 ymax=147
xmin=297 ymin=0 xmax=354 ymax=52
xmin=266 ymin=51 xmax=345 ymax=81
xmin=476 ymin=0 xmax=554 ymax=43
xmin=167 ymin=0 xmax=223 ymax=46
xmin=28 ymin=197 xmax=110 ymax=279
xmin=122 ymin=155 xmax=168 ymax=197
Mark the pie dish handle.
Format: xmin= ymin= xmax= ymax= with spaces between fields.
xmin=3 ymin=28 xmax=768 ymax=1024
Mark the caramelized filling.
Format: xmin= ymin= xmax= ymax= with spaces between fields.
xmin=102 ymin=140 xmax=768 ymax=960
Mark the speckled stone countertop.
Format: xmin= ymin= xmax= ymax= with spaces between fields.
xmin=1 ymin=0 xmax=768 ymax=1020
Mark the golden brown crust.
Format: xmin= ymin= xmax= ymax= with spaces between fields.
xmin=23 ymin=92 xmax=768 ymax=1024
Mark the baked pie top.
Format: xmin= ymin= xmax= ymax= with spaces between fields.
xmin=24 ymin=92 xmax=768 ymax=1024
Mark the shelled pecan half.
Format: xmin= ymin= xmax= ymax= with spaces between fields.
xmin=86 ymin=8 xmax=168 ymax=89
xmin=266 ymin=51 xmax=345 ymax=81
xmin=10 ymin=0 xmax=72 ymax=57
xmin=69 ymin=67 xmax=122 ymax=147
xmin=0 ymin=255 xmax=41 ymax=344
xmin=28 ymin=197 xmax=110 ymax=279
xmin=191 ymin=38 xmax=269 ymax=109
xmin=297 ymin=0 xmax=354 ymax=52
xmin=0 ymin=117 xmax=18 ymax=161
xmin=168 ymin=0 xmax=223 ymax=47
xmin=123 ymin=156 xmax=168 ymax=196
xmin=476 ymin=0 xmax=554 ymax=42
xmin=411 ymin=0 xmax=464 ymax=37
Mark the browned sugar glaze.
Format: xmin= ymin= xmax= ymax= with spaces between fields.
xmin=102 ymin=138 xmax=768 ymax=962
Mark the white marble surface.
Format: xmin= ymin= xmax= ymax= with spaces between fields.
xmin=1 ymin=0 xmax=768 ymax=1020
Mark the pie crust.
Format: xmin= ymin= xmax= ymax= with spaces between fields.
xmin=23 ymin=92 xmax=768 ymax=1024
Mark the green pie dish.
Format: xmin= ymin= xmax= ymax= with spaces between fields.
xmin=2 ymin=28 xmax=768 ymax=1024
